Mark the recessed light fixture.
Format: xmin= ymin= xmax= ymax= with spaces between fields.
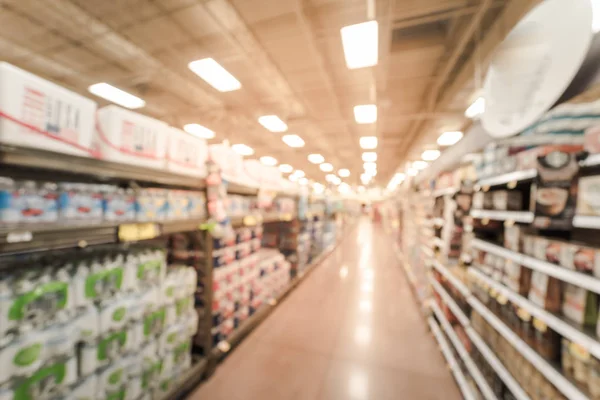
xmin=363 ymin=162 xmax=376 ymax=171
xmin=260 ymin=156 xmax=278 ymax=166
xmin=231 ymin=144 xmax=254 ymax=156
xmin=88 ymin=83 xmax=145 ymax=109
xmin=258 ymin=115 xmax=287 ymax=132
xmin=340 ymin=21 xmax=379 ymax=69
xmin=279 ymin=164 xmax=293 ymax=173
xmin=338 ymin=182 xmax=350 ymax=193
xmin=326 ymin=174 xmax=337 ymax=182
xmin=188 ymin=58 xmax=241 ymax=92
xmin=183 ymin=123 xmax=215 ymax=139
xmin=437 ymin=131 xmax=463 ymax=146
xmin=359 ymin=136 xmax=378 ymax=149
xmin=292 ymin=170 xmax=305 ymax=178
xmin=338 ymin=169 xmax=350 ymax=177
xmin=289 ymin=174 xmax=298 ymax=182
xmin=332 ymin=176 xmax=341 ymax=185
xmin=313 ymin=182 xmax=325 ymax=193
xmin=413 ymin=160 xmax=428 ymax=170
xmin=299 ymin=177 xmax=308 ymax=185
xmin=422 ymin=149 xmax=441 ymax=161
xmin=407 ymin=168 xmax=417 ymax=176
xmin=360 ymin=173 xmax=371 ymax=183
xmin=465 ymin=97 xmax=485 ymax=119
xmin=282 ymin=134 xmax=304 ymax=148
xmin=365 ymin=169 xmax=377 ymax=177
xmin=362 ymin=152 xmax=377 ymax=162
xmin=320 ymin=163 xmax=333 ymax=172
xmin=308 ymin=154 xmax=325 ymax=164
xmin=354 ymin=105 xmax=377 ymax=124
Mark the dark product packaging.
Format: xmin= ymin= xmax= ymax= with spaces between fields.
xmin=560 ymin=241 xmax=599 ymax=275
xmin=533 ymin=318 xmax=560 ymax=361
xmin=492 ymin=190 xmax=522 ymax=211
xmin=529 ymin=271 xmax=562 ymax=313
xmin=532 ymin=147 xmax=583 ymax=229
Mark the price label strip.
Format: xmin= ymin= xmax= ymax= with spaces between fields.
xmin=118 ymin=223 xmax=160 ymax=242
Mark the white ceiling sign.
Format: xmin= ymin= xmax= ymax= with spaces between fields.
xmin=482 ymin=0 xmax=593 ymax=138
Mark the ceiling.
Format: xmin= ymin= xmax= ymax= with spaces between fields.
xmin=0 ymin=0 xmax=539 ymax=186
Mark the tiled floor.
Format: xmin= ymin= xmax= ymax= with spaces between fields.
xmin=188 ymin=218 xmax=461 ymax=400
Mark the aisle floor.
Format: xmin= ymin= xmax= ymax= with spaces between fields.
xmin=189 ymin=218 xmax=461 ymax=400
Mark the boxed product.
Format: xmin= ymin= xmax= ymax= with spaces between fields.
xmin=0 ymin=62 xmax=97 ymax=157
xmin=103 ymin=186 xmax=136 ymax=221
xmin=59 ymin=183 xmax=104 ymax=221
xmin=94 ymin=105 xmax=168 ymax=170
xmin=136 ymin=188 xmax=168 ymax=221
xmin=528 ymin=271 xmax=562 ymax=312
xmin=523 ymin=234 xmax=535 ymax=256
xmin=492 ymin=190 xmax=522 ymax=211
xmin=559 ymin=241 xmax=599 ymax=275
xmin=562 ymin=283 xmax=598 ymax=327
xmin=209 ymin=144 xmax=245 ymax=184
xmin=532 ymin=236 xmax=562 ymax=265
xmin=532 ymin=146 xmax=582 ymax=229
xmin=504 ymin=225 xmax=522 ymax=252
xmin=577 ymin=175 xmax=600 ymax=217
xmin=166 ymin=127 xmax=208 ymax=177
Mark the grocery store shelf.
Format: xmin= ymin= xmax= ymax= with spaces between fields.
xmin=470 ymin=209 xmax=534 ymax=223
xmin=469 ymin=267 xmax=600 ymax=359
xmin=468 ymin=296 xmax=587 ymax=400
xmin=477 ymin=169 xmax=537 ymax=188
xmin=157 ymin=357 xmax=207 ymax=400
xmin=573 ymin=214 xmax=600 ymax=229
xmin=0 ymin=144 xmax=205 ymax=189
xmin=433 ymin=187 xmax=458 ymax=197
xmin=471 ymin=238 xmax=600 ymax=294
xmin=430 ymin=302 xmax=497 ymax=400
xmin=428 ymin=317 xmax=477 ymax=400
xmin=429 ymin=277 xmax=470 ymax=327
xmin=431 ymin=259 xmax=470 ymax=298
xmin=421 ymin=245 xmax=434 ymax=259
xmin=226 ymin=181 xmax=259 ymax=196
xmin=465 ymin=328 xmax=530 ymax=400
xmin=0 ymin=218 xmax=206 ymax=255
xmin=432 ymin=236 xmax=445 ymax=249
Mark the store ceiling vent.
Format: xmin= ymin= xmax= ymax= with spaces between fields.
xmin=391 ymin=20 xmax=448 ymax=46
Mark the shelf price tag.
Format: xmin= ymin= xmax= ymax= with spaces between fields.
xmin=6 ymin=231 xmax=33 ymax=244
xmin=118 ymin=223 xmax=160 ymax=242
xmin=243 ymin=215 xmax=257 ymax=226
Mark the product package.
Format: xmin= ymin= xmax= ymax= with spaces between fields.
xmin=528 ymin=271 xmax=562 ymax=313
xmin=492 ymin=190 xmax=522 ymax=211
xmin=0 ymin=62 xmax=97 ymax=157
xmin=166 ymin=127 xmax=208 ymax=178
xmin=562 ymin=283 xmax=598 ymax=327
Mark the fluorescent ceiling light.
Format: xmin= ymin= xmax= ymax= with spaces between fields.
xmin=437 ymin=131 xmax=463 ymax=146
xmin=360 ymin=173 xmax=371 ymax=183
xmin=362 ymin=152 xmax=377 ymax=162
xmin=260 ymin=156 xmax=278 ymax=166
xmin=183 ymin=123 xmax=215 ymax=139
xmin=422 ymin=149 xmax=441 ymax=161
xmin=360 ymin=136 xmax=378 ymax=149
xmin=407 ymin=168 xmax=417 ymax=176
xmin=188 ymin=58 xmax=241 ymax=92
xmin=313 ymin=183 xmax=325 ymax=193
xmin=289 ymin=174 xmax=298 ymax=182
xmin=88 ymin=83 xmax=145 ymax=109
xmin=299 ymin=177 xmax=308 ymax=185
xmin=338 ymin=182 xmax=350 ymax=193
xmin=326 ymin=174 xmax=337 ymax=182
xmin=332 ymin=176 xmax=341 ymax=185
xmin=394 ymin=172 xmax=405 ymax=181
xmin=258 ymin=115 xmax=287 ymax=132
xmin=282 ymin=134 xmax=304 ymax=148
xmin=363 ymin=162 xmax=376 ymax=171
xmin=413 ymin=160 xmax=428 ymax=170
xmin=340 ymin=21 xmax=379 ymax=69
xmin=365 ymin=169 xmax=377 ymax=177
xmin=292 ymin=170 xmax=305 ymax=178
xmin=308 ymin=154 xmax=325 ymax=164
xmin=465 ymin=97 xmax=485 ymax=119
xmin=231 ymin=144 xmax=254 ymax=156
xmin=387 ymin=172 xmax=405 ymax=191
xmin=353 ymin=105 xmax=377 ymax=124
xmin=320 ymin=163 xmax=333 ymax=172
xmin=279 ymin=164 xmax=293 ymax=173
xmin=338 ymin=169 xmax=350 ymax=177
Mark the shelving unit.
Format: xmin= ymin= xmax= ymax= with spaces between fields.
xmin=431 ymin=260 xmax=470 ymax=298
xmin=573 ymin=214 xmax=600 ymax=229
xmin=476 ymin=169 xmax=537 ymax=188
xmin=428 ymin=316 xmax=477 ymax=400
xmin=471 ymin=238 xmax=600 ymax=294
xmin=429 ymin=277 xmax=470 ymax=327
xmin=469 ymin=267 xmax=600 ymax=358
xmin=468 ymin=296 xmax=587 ymax=400
xmin=430 ymin=302 xmax=497 ymax=400
xmin=470 ymin=209 xmax=534 ymax=223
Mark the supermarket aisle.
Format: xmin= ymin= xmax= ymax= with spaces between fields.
xmin=189 ymin=217 xmax=460 ymax=400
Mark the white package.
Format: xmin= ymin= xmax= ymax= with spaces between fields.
xmin=0 ymin=62 xmax=97 ymax=157
xmin=166 ymin=127 xmax=208 ymax=177
xmin=94 ymin=105 xmax=168 ymax=170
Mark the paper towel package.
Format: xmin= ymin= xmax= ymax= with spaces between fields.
xmin=166 ymin=127 xmax=208 ymax=178
xmin=94 ymin=105 xmax=168 ymax=170
xmin=0 ymin=62 xmax=97 ymax=157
